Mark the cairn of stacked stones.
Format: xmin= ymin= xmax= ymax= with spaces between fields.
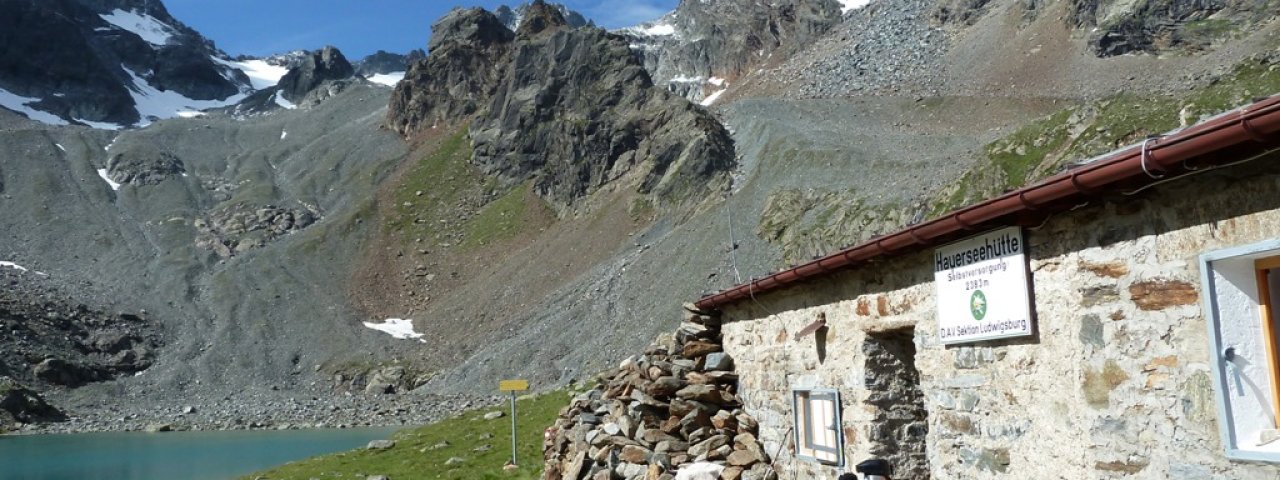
xmin=543 ymin=305 xmax=777 ymax=480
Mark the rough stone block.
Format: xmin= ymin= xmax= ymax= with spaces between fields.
xmin=682 ymin=340 xmax=722 ymax=359
xmin=931 ymin=390 xmax=956 ymax=410
xmin=1082 ymin=360 xmax=1128 ymax=408
xmin=1095 ymin=458 xmax=1148 ymax=474
xmin=856 ymin=297 xmax=872 ymax=316
xmin=1080 ymin=260 xmax=1129 ymax=278
xmin=1079 ymin=314 xmax=1104 ymax=348
xmin=943 ymin=375 xmax=988 ymax=389
xmin=727 ymin=449 xmax=757 ymax=466
xmin=954 ymin=347 xmax=978 ymax=369
xmin=646 ymin=376 xmax=685 ymax=397
xmin=703 ymin=352 xmax=734 ymax=371
xmin=615 ymin=462 xmax=649 ymax=479
xmin=711 ymin=410 xmax=737 ymax=430
xmin=688 ymin=434 xmax=729 ymax=457
xmin=960 ymin=447 xmax=1010 ymax=473
xmin=1128 ymin=279 xmax=1197 ymax=310
xmin=1080 ymin=285 xmax=1120 ymax=307
xmin=940 ymin=412 xmax=976 ymax=435
xmin=619 ymin=444 xmax=651 ymax=464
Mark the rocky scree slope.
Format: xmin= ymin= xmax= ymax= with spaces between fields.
xmin=0 ymin=79 xmax=450 ymax=431
xmin=0 ymin=376 xmax=65 ymax=432
xmin=0 ymin=267 xmax=160 ymax=390
xmin=621 ymin=0 xmax=844 ymax=103
xmin=741 ymin=0 xmax=1279 ymax=100
xmin=0 ymin=0 xmax=251 ymax=126
xmin=388 ymin=2 xmax=736 ymax=210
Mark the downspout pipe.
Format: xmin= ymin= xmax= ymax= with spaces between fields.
xmin=695 ymin=96 xmax=1280 ymax=311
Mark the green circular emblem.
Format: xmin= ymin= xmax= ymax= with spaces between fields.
xmin=970 ymin=290 xmax=988 ymax=321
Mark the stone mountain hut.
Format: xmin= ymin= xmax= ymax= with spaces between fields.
xmin=691 ymin=95 xmax=1280 ymax=478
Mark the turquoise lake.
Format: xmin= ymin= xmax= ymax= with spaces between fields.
xmin=0 ymin=426 xmax=402 ymax=480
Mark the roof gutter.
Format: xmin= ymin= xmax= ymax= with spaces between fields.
xmin=695 ymin=95 xmax=1280 ymax=311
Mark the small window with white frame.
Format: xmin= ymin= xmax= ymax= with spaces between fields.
xmin=1202 ymin=241 xmax=1280 ymax=462
xmin=793 ymin=388 xmax=844 ymax=466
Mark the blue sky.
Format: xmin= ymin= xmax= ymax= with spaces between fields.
xmin=166 ymin=1 xmax=677 ymax=59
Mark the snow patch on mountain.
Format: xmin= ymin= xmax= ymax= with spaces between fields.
xmin=75 ymin=117 xmax=124 ymax=130
xmin=273 ymin=91 xmax=296 ymax=110
xmin=701 ymin=77 xmax=730 ymax=106
xmin=632 ymin=22 xmax=676 ymax=36
xmin=98 ymin=9 xmax=175 ymax=47
xmin=837 ymin=0 xmax=873 ymax=13
xmin=0 ymin=87 xmax=69 ymax=126
xmin=225 ymin=59 xmax=290 ymax=90
xmin=362 ymin=318 xmax=426 ymax=342
xmin=123 ymin=67 xmax=246 ymax=126
xmin=0 ymin=262 xmax=30 ymax=273
xmin=96 ymin=169 xmax=122 ymax=191
xmin=366 ymin=72 xmax=406 ymax=87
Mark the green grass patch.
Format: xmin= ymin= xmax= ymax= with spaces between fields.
xmin=1183 ymin=18 xmax=1235 ymax=40
xmin=627 ymin=197 xmax=655 ymax=223
xmin=985 ymin=108 xmax=1075 ymax=187
xmin=928 ymin=171 xmax=974 ymax=218
xmin=461 ymin=181 xmax=543 ymax=249
xmin=387 ymin=128 xmax=496 ymax=243
xmin=245 ymin=390 xmax=573 ymax=480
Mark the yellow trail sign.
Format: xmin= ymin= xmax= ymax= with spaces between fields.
xmin=499 ymin=379 xmax=529 ymax=392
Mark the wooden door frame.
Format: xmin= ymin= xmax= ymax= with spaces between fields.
xmin=1253 ymin=256 xmax=1280 ymax=427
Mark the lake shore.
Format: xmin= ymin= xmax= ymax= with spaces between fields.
xmin=8 ymin=390 xmax=504 ymax=436
xmin=0 ymin=425 xmax=409 ymax=480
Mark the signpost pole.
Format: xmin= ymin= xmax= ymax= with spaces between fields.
xmin=510 ymin=390 xmax=518 ymax=466
xmin=498 ymin=379 xmax=528 ymax=469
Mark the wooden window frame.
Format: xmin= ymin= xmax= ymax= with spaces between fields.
xmin=792 ymin=388 xmax=844 ymax=467
xmin=1254 ymin=256 xmax=1280 ymax=428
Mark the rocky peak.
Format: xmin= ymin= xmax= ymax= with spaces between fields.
xmin=621 ymin=0 xmax=844 ymax=103
xmin=277 ymin=46 xmax=355 ymax=102
xmin=515 ymin=0 xmax=570 ymax=36
xmin=355 ymin=49 xmax=427 ymax=76
xmin=388 ymin=6 xmax=735 ymax=210
xmin=0 ymin=0 xmax=251 ymax=127
xmin=428 ymin=7 xmax=516 ymax=54
xmin=388 ymin=9 xmax=515 ymax=134
xmin=494 ymin=2 xmax=591 ymax=32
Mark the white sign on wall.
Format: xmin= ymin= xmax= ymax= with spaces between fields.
xmin=934 ymin=226 xmax=1034 ymax=344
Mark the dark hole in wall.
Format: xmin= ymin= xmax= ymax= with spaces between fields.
xmin=815 ymin=326 xmax=828 ymax=363
xmin=863 ymin=328 xmax=930 ymax=479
